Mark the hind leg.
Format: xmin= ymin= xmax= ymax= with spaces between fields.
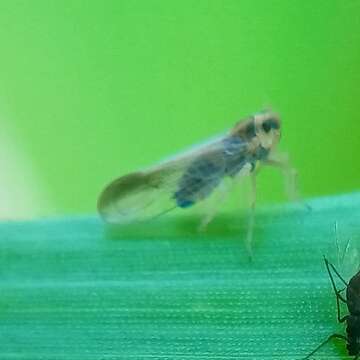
xmin=302 ymin=333 xmax=347 ymax=359
xmin=244 ymin=172 xmax=256 ymax=259
xmin=197 ymin=181 xmax=231 ymax=232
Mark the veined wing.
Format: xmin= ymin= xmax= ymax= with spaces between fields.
xmin=98 ymin=134 xmax=249 ymax=224
xmin=333 ymin=222 xmax=360 ymax=280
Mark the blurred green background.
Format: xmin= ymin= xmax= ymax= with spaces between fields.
xmin=0 ymin=0 xmax=359 ymax=218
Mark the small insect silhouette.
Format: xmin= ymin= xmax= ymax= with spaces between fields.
xmin=303 ymin=256 xmax=360 ymax=359
xmin=98 ymin=109 xmax=296 ymax=249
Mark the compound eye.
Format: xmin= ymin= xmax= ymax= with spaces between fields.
xmin=262 ymin=120 xmax=272 ymax=133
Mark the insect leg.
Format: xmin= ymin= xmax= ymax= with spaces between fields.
xmin=197 ymin=180 xmax=231 ymax=232
xmin=302 ymin=333 xmax=347 ymax=359
xmin=262 ymin=153 xmax=299 ymax=202
xmin=324 ymin=257 xmax=349 ymax=322
xmin=244 ymin=172 xmax=257 ymax=259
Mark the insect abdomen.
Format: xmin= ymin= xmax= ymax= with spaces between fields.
xmin=174 ymin=157 xmax=223 ymax=208
xmin=346 ymin=315 xmax=360 ymax=356
xmin=174 ymin=176 xmax=220 ymax=208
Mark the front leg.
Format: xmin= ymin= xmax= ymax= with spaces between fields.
xmin=324 ymin=257 xmax=349 ymax=323
xmin=262 ymin=153 xmax=299 ymax=202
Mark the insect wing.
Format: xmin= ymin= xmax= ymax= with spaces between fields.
xmin=97 ymin=138 xmax=233 ymax=224
xmin=98 ymin=167 xmax=184 ymax=224
xmin=333 ymin=222 xmax=360 ymax=280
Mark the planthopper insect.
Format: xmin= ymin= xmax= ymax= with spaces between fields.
xmin=97 ymin=109 xmax=296 ymax=249
xmin=303 ymin=256 xmax=360 ymax=359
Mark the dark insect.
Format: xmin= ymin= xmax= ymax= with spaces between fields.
xmin=303 ymin=257 xmax=360 ymax=359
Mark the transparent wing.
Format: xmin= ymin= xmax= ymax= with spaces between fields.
xmin=332 ymin=222 xmax=360 ymax=279
xmin=97 ymin=167 xmax=184 ymax=224
xmin=98 ymin=135 xmax=249 ymax=224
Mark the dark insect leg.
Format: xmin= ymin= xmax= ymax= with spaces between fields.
xmin=302 ymin=333 xmax=347 ymax=359
xmin=324 ymin=257 xmax=349 ymax=322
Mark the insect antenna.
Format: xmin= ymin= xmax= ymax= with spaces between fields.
xmin=324 ymin=256 xmax=349 ymax=306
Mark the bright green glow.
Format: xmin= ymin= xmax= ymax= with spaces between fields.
xmin=0 ymin=1 xmax=358 ymax=214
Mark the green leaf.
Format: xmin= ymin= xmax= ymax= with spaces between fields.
xmin=1 ymin=193 xmax=359 ymax=359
